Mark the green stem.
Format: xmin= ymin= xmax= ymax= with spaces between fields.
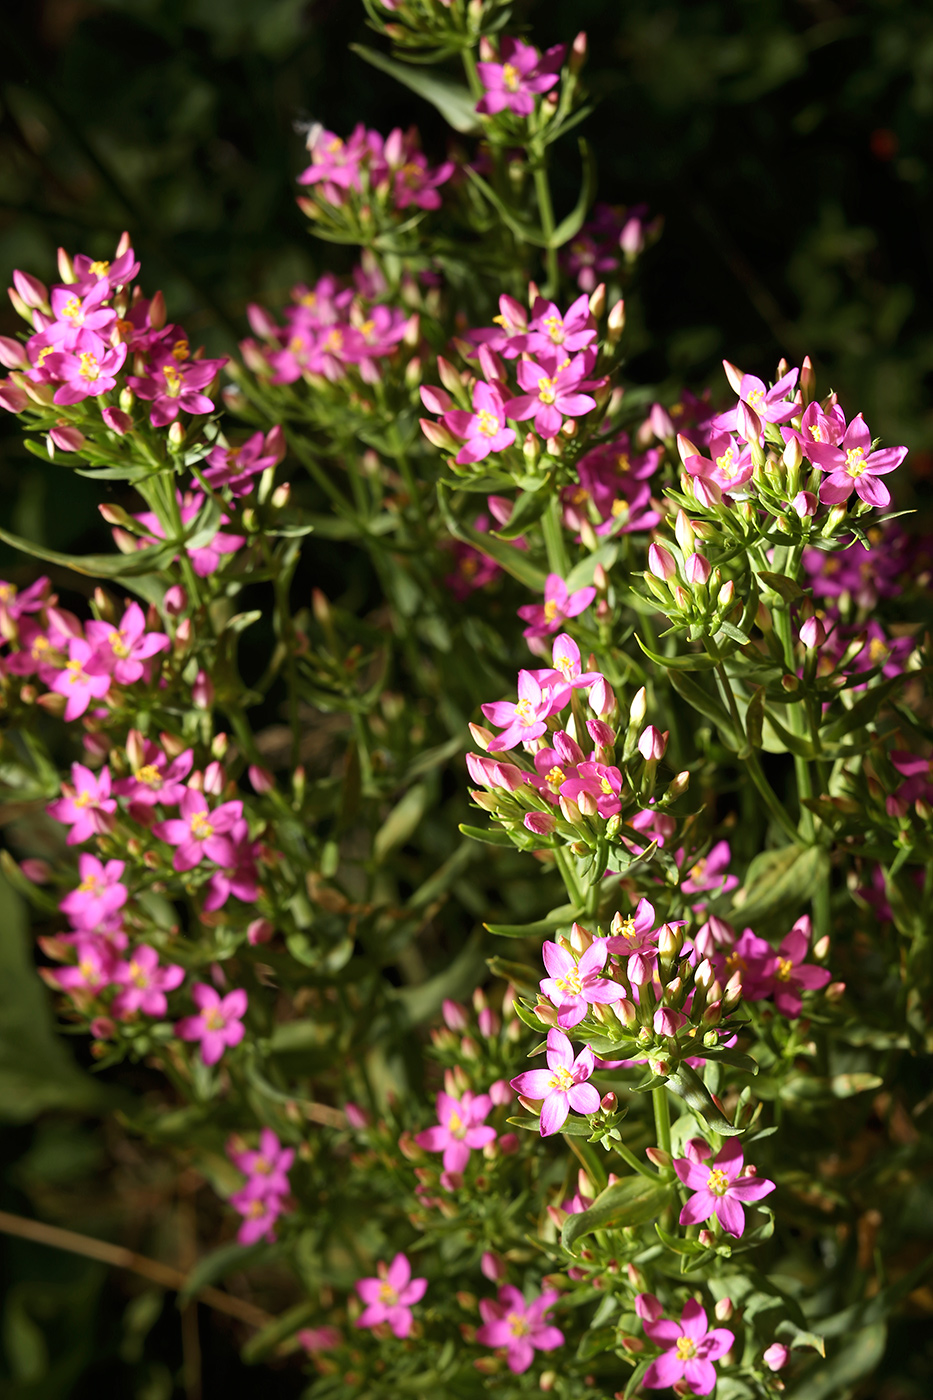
xmin=652 ymin=1085 xmax=672 ymax=1158
xmin=554 ymin=846 xmax=584 ymax=910
xmin=541 ymin=492 xmax=570 ymax=578
xmin=714 ymin=660 xmax=799 ymax=842
xmin=532 ymin=164 xmax=560 ymax=299
xmin=612 ymin=1139 xmax=660 ymax=1182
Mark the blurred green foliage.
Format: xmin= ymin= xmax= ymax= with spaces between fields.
xmin=1 ymin=0 xmax=933 ymax=1395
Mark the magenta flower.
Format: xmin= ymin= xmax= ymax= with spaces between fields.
xmin=70 ymin=241 xmax=140 ymax=295
xmin=51 ymin=937 xmax=117 ymax=999
xmin=47 ymin=763 xmax=117 ymax=845
xmin=532 ymin=731 xmax=584 ymax=802
xmin=175 ymin=983 xmax=248 ymax=1065
xmin=674 ymin=1138 xmax=775 ymax=1237
xmin=476 ymin=1283 xmax=564 ymax=1373
xmin=505 ymin=351 xmax=598 ymax=438
xmin=44 ymin=332 xmax=127 ymax=405
xmin=111 ymin=945 xmax=185 ymax=1018
xmin=132 ymin=492 xmax=245 ymax=577
xmin=782 ymin=399 xmax=846 ymax=460
xmin=761 ymin=915 xmax=831 ymax=1017
xmin=545 ymin=633 xmax=603 ymax=689
xmin=152 ymin=789 xmax=243 ymax=872
xmin=0 ymin=576 xmax=51 ymax=621
xmin=229 ymin=1128 xmax=295 ymax=1198
xmin=442 ymin=380 xmax=516 ymax=465
xmin=639 ymin=1297 xmax=734 ymax=1395
xmin=46 ymin=636 xmax=112 ymax=720
xmin=520 ymin=294 xmax=596 ymax=357
xmin=518 ymin=573 xmax=596 ymax=639
xmin=718 ymin=365 xmax=799 ymax=431
xmin=202 ymin=426 xmax=286 ymax=494
xmin=59 ymin=855 xmax=127 ymax=930
xmin=297 ymin=124 xmax=372 ymax=203
xmin=510 ymin=1028 xmax=600 ymax=1136
xmin=46 ymin=282 xmax=116 ymax=344
xmin=539 ymin=938 xmax=625 ymax=1028
xmin=808 ymin=413 xmax=907 ymax=508
xmin=559 ymin=760 xmax=624 ymax=818
xmin=713 ymin=927 xmax=775 ymax=1001
xmin=605 ymin=897 xmax=659 ymax=979
xmin=382 ymin=129 xmax=454 ymax=211
xmin=476 ymin=38 xmax=565 ymax=117
xmin=481 ymin=669 xmax=565 ymax=752
xmin=113 ymin=741 xmax=193 ymax=810
xmin=415 ymin=1089 xmax=496 ymax=1173
xmin=297 ymin=1327 xmax=341 ymax=1354
xmin=684 ymin=430 xmax=754 ymax=493
xmin=127 ymin=343 xmax=227 ymax=427
xmin=680 ymin=841 xmax=739 ymax=897
xmin=228 ymin=1190 xmax=286 ymax=1245
xmin=85 ymin=602 xmax=169 ymax=684
xmin=355 ymin=1254 xmax=427 ymax=1339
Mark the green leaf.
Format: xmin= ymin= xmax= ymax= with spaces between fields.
xmin=666 ymin=1062 xmax=742 ymax=1136
xmin=394 ymin=931 xmax=487 ymax=1027
xmin=177 ymin=1242 xmax=271 ymax=1305
xmin=830 ymin=1072 xmax=883 ymax=1097
xmin=550 ymin=140 xmax=597 ymax=248
xmin=636 ymin=635 xmax=718 ymax=672
xmin=775 ymin=1321 xmax=825 ymax=1357
xmin=762 ymin=709 xmax=817 ymax=759
xmin=459 ymin=822 xmax=518 ymax=847
xmin=350 ymin=45 xmax=482 ymax=135
xmin=756 ymin=569 xmax=803 ymax=602
xmin=492 ymin=486 xmax=552 ymax=540
xmin=0 ymin=523 xmax=174 ymax=579
xmin=241 ymin=1301 xmax=316 ymax=1364
xmin=484 ymin=904 xmax=576 ymax=938
xmin=820 ymin=673 xmax=907 ymax=743
xmin=785 ymin=1323 xmax=886 ymax=1400
xmin=729 ymin=844 xmax=829 ymax=924
xmin=562 ymin=1174 xmax=670 ymax=1253
xmin=744 ymin=685 xmax=766 ymax=751
xmin=0 ymin=874 xmax=110 ymax=1121
xmin=373 ymin=783 xmax=428 ymax=863
xmin=437 ymin=487 xmax=547 ymax=590
xmin=668 ymin=668 xmax=740 ymax=749
xmin=463 ymin=167 xmax=551 ymax=247
xmin=508 ymin=1113 xmax=596 ymax=1137
xmin=565 ymin=542 xmax=620 ymax=592
xmin=624 ymin=1359 xmax=652 ymax=1399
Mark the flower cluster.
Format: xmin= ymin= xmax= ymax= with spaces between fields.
xmin=297 ymin=123 xmax=453 ymax=214
xmin=227 ymin=1129 xmax=294 ymax=1244
xmin=561 ymin=202 xmax=662 ymax=291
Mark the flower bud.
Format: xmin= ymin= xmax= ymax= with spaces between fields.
xmin=607 ymin=299 xmax=625 ymax=343
xmin=0 ymin=337 xmax=27 ymax=370
xmin=628 ymin=686 xmax=647 ymax=728
xmin=800 ymin=355 xmax=815 ymax=403
xmin=714 ymin=1297 xmax=734 ymax=1322
xmin=667 ymin=769 xmax=690 ymax=798
xmin=693 ymin=474 xmax=723 ymax=508
xmin=723 ymin=971 xmax=743 ymax=1011
xmin=685 ymin=552 xmax=711 ymax=586
xmin=649 ymin=403 xmax=675 ymax=440
xmin=192 ymin=670 xmax=214 ymax=709
xmin=168 ymin=421 xmax=186 ymax=448
xmin=419 ymin=384 xmax=451 ymax=414
xmin=722 ymin=359 xmax=744 ymax=394
xmin=419 ymin=417 xmax=458 ymax=451
xmin=813 ymin=934 xmax=830 ymax=960
xmin=737 ymin=400 xmax=762 ymax=444
xmin=638 ymin=725 xmax=668 ymax=761
xmin=800 ymin=616 xmax=826 ymax=649
xmin=12 ymin=270 xmax=48 ymax=308
xmin=49 ymin=425 xmax=86 ymax=454
xmin=674 ymin=509 xmax=695 ymax=553
xmin=648 ymin=543 xmax=676 ymax=581
xmin=825 ymin=980 xmax=846 ymax=1002
xmin=763 ymin=1343 xmax=789 ymax=1372
xmin=576 ymin=788 xmax=598 ymax=817
xmin=782 ymin=435 xmax=803 ymax=473
xmin=792 ymin=490 xmax=817 ymax=518
xmin=645 ymin=1146 xmax=670 ymax=1167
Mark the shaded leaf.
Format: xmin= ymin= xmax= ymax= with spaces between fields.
xmin=350 ymin=45 xmax=482 ymax=134
xmin=562 ymin=1174 xmax=670 ymax=1253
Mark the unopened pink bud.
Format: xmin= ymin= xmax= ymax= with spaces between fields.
xmin=792 ymin=490 xmax=817 ymax=518
xmin=576 ymin=788 xmax=598 ymax=817
xmin=607 ymin=298 xmax=625 ymax=341
xmin=478 ymin=1007 xmax=500 ymax=1038
xmin=419 ymin=417 xmax=457 ymax=450
xmin=0 ymin=382 xmax=29 ymax=414
xmin=488 ymin=1078 xmax=511 ymax=1106
xmin=48 ymin=425 xmax=86 ymax=454
xmin=685 ymin=552 xmax=711 ymax=586
xmin=620 ymin=217 xmax=645 ymax=258
xmin=648 ymin=542 xmax=676 ymax=581
xmin=524 ymin=811 xmax=557 ymax=836
xmin=192 ymin=670 xmax=214 ymax=709
xmin=698 ymin=1229 xmax=715 ymax=1247
xmin=344 ymin=1101 xmax=369 ymax=1129
xmin=722 ymin=359 xmax=744 ymax=394
xmin=645 ymin=1146 xmax=670 ymax=1167
xmin=737 ymin=400 xmax=762 ymax=443
xmin=800 ymin=355 xmax=816 ymax=403
xmin=693 ymin=474 xmax=722 ymax=508
xmin=100 ymin=405 xmax=132 ymax=435
xmin=825 ymin=980 xmax=846 ymax=1002
xmin=638 ymin=725 xmax=668 ymax=761
xmin=635 ymin=1294 xmax=663 ymax=1323
xmin=12 ymin=270 xmax=48 ymax=308
xmin=763 ymin=1344 xmax=789 ymax=1372
xmin=247 ymin=918 xmax=274 ymax=945
xmin=481 ymin=1251 xmax=506 ymax=1282
xmin=800 ymin=616 xmax=826 ymax=649
xmin=420 ymin=384 xmax=451 ymax=414
xmin=714 ymin=1297 xmax=734 ymax=1322
xmin=0 ymin=337 xmax=27 ymax=369
xmin=442 ymin=999 xmax=468 ymax=1031
xmin=600 ymin=1091 xmax=617 ymax=1113
xmin=649 ymin=403 xmax=675 ymax=440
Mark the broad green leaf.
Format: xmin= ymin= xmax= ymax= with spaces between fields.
xmin=744 ymin=685 xmax=766 ymax=752
xmin=350 ymin=45 xmax=482 ymax=135
xmin=562 ymin=1174 xmax=670 ymax=1253
xmin=756 ymin=569 xmax=803 ymax=602
xmin=0 ymin=523 xmax=175 ymax=579
xmin=729 ymin=844 xmax=828 ymax=924
xmin=373 ymin=783 xmax=428 ymax=863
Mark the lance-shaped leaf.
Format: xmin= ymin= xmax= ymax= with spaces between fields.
xmin=668 ymin=668 xmax=741 ymax=750
xmin=491 ymin=483 xmax=553 ymax=540
xmin=350 ymin=45 xmax=482 ymax=135
xmin=666 ymin=1061 xmax=742 ymax=1136
xmin=484 ymin=904 xmax=576 ymax=938
xmin=549 ymin=140 xmax=597 ymax=248
xmin=562 ymin=1174 xmax=671 ymax=1253
xmin=437 ymin=486 xmax=547 ymax=590
xmin=728 ymin=844 xmax=828 ymax=924
xmin=636 ymin=635 xmax=718 ymax=672
xmin=508 ymin=1113 xmax=596 ymax=1137
xmin=0 ymin=523 xmax=176 ymax=578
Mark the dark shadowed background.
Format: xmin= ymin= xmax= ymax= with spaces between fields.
xmin=1 ymin=1 xmax=931 ymax=1396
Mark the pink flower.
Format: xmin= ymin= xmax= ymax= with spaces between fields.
xmin=476 ymin=1284 xmax=564 ymax=1373
xmin=510 ymin=1028 xmax=600 ymax=1136
xmin=415 ymin=1089 xmax=496 ymax=1173
xmin=713 ymin=927 xmax=774 ymax=1001
xmin=298 ymin=124 xmax=372 ymax=204
xmin=46 ymin=282 xmax=116 ymax=345
xmin=544 ymin=633 xmax=602 ymax=688
xmin=505 ymin=351 xmax=598 ymax=438
xmin=518 ymin=573 xmax=596 ymax=639
xmin=85 ymin=602 xmax=169 ymax=684
xmin=0 ymin=576 xmax=51 ymax=621
xmin=675 ymin=1138 xmax=775 ymax=1236
xmin=808 ymin=413 xmax=907 ymax=509
xmin=442 ymin=380 xmax=516 ymax=464
xmin=382 ymin=129 xmax=454 ymax=210
xmin=355 ymin=1254 xmax=427 ymax=1339
xmin=131 ymin=492 xmax=245 ymax=577
xmin=127 ymin=341 xmax=227 ymax=427
xmin=59 ymin=855 xmax=127 ymax=930
xmin=539 ymin=938 xmax=625 ymax=1028
xmin=520 ymin=294 xmax=596 ymax=357
xmin=559 ymin=760 xmax=623 ymax=818
xmin=717 ymin=365 xmax=799 ymax=430
xmin=761 ymin=915 xmax=831 ymax=1017
xmin=680 ymin=841 xmax=739 ymax=898
xmin=47 ymin=763 xmax=117 ymax=844
xmin=684 ymin=430 xmax=754 ymax=492
xmin=44 ymin=332 xmax=127 ymax=405
xmin=45 ymin=637 xmax=112 ymax=720
xmin=175 ymin=983 xmax=247 ymax=1065
xmin=605 ymin=897 xmax=659 ymax=982
xmin=113 ymin=742 xmax=193 ymax=809
xmin=51 ymin=937 xmax=117 ymax=998
xmin=763 ymin=1343 xmax=790 ymax=1371
xmin=298 ymin=1327 xmax=341 ymax=1354
xmin=228 ymin=1190 xmax=286 ymax=1245
xmin=476 ymin=38 xmax=565 ymax=117
xmin=152 ymin=789 xmax=243 ymax=872
xmin=111 ymin=945 xmax=185 ymax=1018
xmin=640 ymin=1298 xmax=734 ymax=1395
xmin=229 ymin=1128 xmax=295 ymax=1198
xmin=481 ymin=669 xmax=566 ymax=752
xmin=202 ymin=426 xmax=286 ymax=495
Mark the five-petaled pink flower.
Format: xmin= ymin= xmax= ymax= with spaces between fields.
xmin=152 ymin=789 xmax=243 ymax=872
xmin=638 ymin=1296 xmax=734 ymax=1395
xmin=808 ymin=412 xmax=907 ymax=509
xmin=674 ymin=1138 xmax=775 ymax=1237
xmin=481 ymin=668 xmax=567 ymax=752
xmin=762 ymin=914 xmax=831 ymax=1017
xmin=476 ymin=1283 xmax=564 ymax=1373
xmin=441 ymin=380 xmax=516 ymax=464
xmin=113 ymin=740 xmax=193 ymax=810
xmin=47 ymin=763 xmax=117 ymax=844
xmin=559 ymin=760 xmax=624 ymax=818
xmin=85 ymin=602 xmax=169 ymax=684
xmin=112 ymin=945 xmax=185 ymax=1018
xmin=476 ymin=38 xmax=565 ymax=117
xmin=415 ymin=1090 xmax=496 ymax=1174
xmin=605 ymin=897 xmax=659 ymax=983
xmin=127 ymin=341 xmax=227 ymax=427
xmin=44 ymin=332 xmax=127 ymax=405
xmin=539 ymin=937 xmax=625 ymax=1028
xmin=505 ymin=352 xmax=597 ymax=438
xmin=510 ymin=1028 xmax=600 ymax=1136
xmin=684 ymin=431 xmax=754 ymax=493
xmin=518 ymin=573 xmax=596 ymax=639
xmin=175 ymin=983 xmax=248 ymax=1065
xmin=48 ymin=637 xmax=112 ymax=720
xmin=202 ymin=426 xmax=286 ymax=495
xmin=59 ymin=854 xmax=127 ymax=929
xmin=355 ymin=1254 xmax=427 ymax=1339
